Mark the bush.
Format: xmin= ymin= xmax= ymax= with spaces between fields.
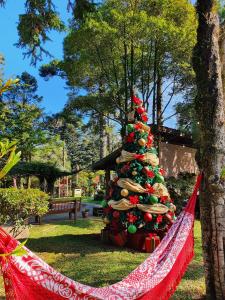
xmin=166 ymin=173 xmax=196 ymax=215
xmin=0 ymin=188 xmax=49 ymax=231
xmin=94 ymin=189 xmax=105 ymax=201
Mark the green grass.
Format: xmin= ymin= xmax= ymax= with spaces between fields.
xmin=0 ymin=220 xmax=205 ymax=299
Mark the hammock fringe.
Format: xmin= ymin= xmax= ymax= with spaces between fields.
xmin=0 ymin=174 xmax=202 ymax=300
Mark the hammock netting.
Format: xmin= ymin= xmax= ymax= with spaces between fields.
xmin=0 ymin=174 xmax=201 ymax=300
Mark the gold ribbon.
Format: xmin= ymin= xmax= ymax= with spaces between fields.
xmin=117 ymin=178 xmax=146 ymax=193
xmin=152 ymin=183 xmax=170 ymax=198
xmin=117 ymin=178 xmax=170 ymax=199
xmin=108 ymin=199 xmax=169 ymax=214
xmin=116 ymin=150 xmax=159 ymax=167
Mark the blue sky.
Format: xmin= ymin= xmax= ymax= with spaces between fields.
xmin=0 ymin=0 xmax=70 ymax=115
xmin=0 ymin=0 xmax=196 ymax=126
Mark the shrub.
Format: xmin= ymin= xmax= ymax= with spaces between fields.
xmin=0 ymin=188 xmax=49 ymax=231
xmin=166 ymin=173 xmax=197 ymax=215
xmin=94 ymin=189 xmax=105 ymax=201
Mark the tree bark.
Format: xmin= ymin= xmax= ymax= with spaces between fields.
xmin=99 ymin=113 xmax=107 ymax=159
xmin=193 ymin=1 xmax=225 ymax=299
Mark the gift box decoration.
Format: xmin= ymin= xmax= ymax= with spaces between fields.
xmin=127 ymin=231 xmax=147 ymax=251
xmin=109 ymin=230 xmax=127 ymax=247
xmin=101 ymin=228 xmax=111 ymax=244
xmin=144 ymin=233 xmax=160 ymax=253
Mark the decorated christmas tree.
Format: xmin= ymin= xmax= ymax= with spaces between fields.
xmin=102 ymin=95 xmax=176 ymax=251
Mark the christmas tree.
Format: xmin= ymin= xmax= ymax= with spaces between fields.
xmin=102 ymin=95 xmax=176 ymax=250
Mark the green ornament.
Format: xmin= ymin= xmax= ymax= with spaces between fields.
xmin=155 ymin=174 xmax=164 ymax=183
xmin=149 ymin=195 xmax=158 ymax=204
xmin=128 ymin=224 xmax=137 ymax=234
xmin=101 ymin=200 xmax=107 ymax=208
xmin=139 ymin=195 xmax=143 ymax=201
xmin=139 ymin=148 xmax=145 ymax=154
xmin=127 ymin=124 xmax=134 ymax=133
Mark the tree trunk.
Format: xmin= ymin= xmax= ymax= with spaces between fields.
xmin=193 ymin=1 xmax=225 ymax=299
xmin=99 ymin=113 xmax=107 ymax=159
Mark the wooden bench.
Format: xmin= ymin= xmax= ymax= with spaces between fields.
xmin=35 ymin=199 xmax=81 ymax=224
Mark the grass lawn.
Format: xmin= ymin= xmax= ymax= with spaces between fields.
xmin=0 ymin=220 xmax=205 ymax=300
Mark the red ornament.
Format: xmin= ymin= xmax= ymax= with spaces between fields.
xmin=144 ymin=212 xmax=153 ymax=223
xmin=136 ymin=106 xmax=145 ymax=114
xmin=141 ymin=114 xmax=148 ymax=122
xmin=129 ymin=195 xmax=139 ymax=205
xmin=127 ymin=213 xmax=138 ymax=223
xmin=113 ymin=211 xmax=120 ymax=218
xmin=132 ymin=95 xmax=142 ymax=106
xmin=156 ymin=215 xmax=163 ymax=224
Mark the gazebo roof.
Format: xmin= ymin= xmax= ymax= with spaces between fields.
xmin=92 ymin=125 xmax=196 ymax=171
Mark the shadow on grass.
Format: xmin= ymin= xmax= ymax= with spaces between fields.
xmin=26 ymin=233 xmax=137 ymax=256
xmin=32 ymin=218 xmax=103 ymax=229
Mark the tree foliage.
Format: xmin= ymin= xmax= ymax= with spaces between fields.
xmin=0 ymin=72 xmax=47 ymax=161
xmin=41 ymin=0 xmax=197 ymax=132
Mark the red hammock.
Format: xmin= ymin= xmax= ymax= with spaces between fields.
xmin=0 ymin=175 xmax=202 ymax=300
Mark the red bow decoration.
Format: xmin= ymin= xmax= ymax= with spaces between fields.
xmin=159 ymin=168 xmax=166 ymax=176
xmin=134 ymin=154 xmax=145 ymax=161
xmin=160 ymin=195 xmax=169 ymax=204
xmin=156 ymin=215 xmax=163 ymax=224
xmin=148 ymin=233 xmax=157 ymax=239
xmin=127 ymin=213 xmax=138 ymax=223
xmin=145 ymin=169 xmax=155 ymax=178
xmin=145 ymin=184 xmax=155 ymax=194
xmin=134 ymin=123 xmax=142 ymax=131
xmin=126 ymin=132 xmax=135 ymax=143
xmin=129 ymin=195 xmax=140 ymax=205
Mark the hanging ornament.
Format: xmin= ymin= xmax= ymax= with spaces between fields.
xmin=141 ymin=113 xmax=148 ymax=122
xmin=144 ymin=212 xmax=153 ymax=223
xmin=132 ymin=95 xmax=143 ymax=105
xmin=149 ymin=195 xmax=158 ymax=204
xmin=138 ymin=138 xmax=146 ymax=147
xmin=127 ymin=124 xmax=134 ymax=133
xmin=155 ymin=174 xmax=165 ymax=183
xmin=128 ymin=224 xmax=137 ymax=234
xmin=116 ymin=157 xmax=120 ymax=164
xmin=103 ymin=217 xmax=110 ymax=224
xmin=113 ymin=211 xmax=120 ymax=219
xmin=136 ymin=106 xmax=145 ymax=114
xmin=132 ymin=171 xmax=138 ymax=176
xmin=121 ymin=188 xmax=129 ymax=197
